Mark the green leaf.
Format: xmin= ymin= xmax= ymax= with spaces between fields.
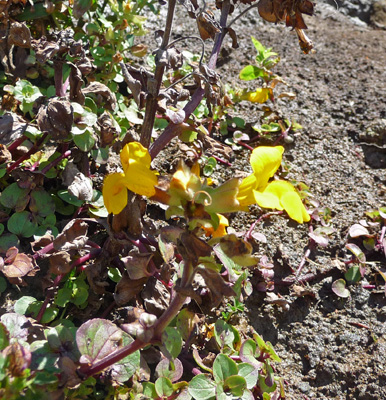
xmin=239 ymin=65 xmax=265 ymax=81
xmin=180 ymin=130 xmax=198 ymax=142
xmin=73 ymin=130 xmax=96 ymax=152
xmin=0 ymin=182 xmax=29 ymax=209
xmin=0 ymin=277 xmax=6 ymax=294
xmin=239 ymin=340 xmax=260 ymax=368
xmin=73 ymin=0 xmax=94 ymax=19
xmin=213 ymin=354 xmax=238 ymax=384
xmin=155 ymin=377 xmax=174 ymax=397
xmin=253 ymin=333 xmax=281 ymax=362
xmin=188 ymin=374 xmax=216 ymax=400
xmin=214 ymin=320 xmax=235 ymax=349
xmin=345 ymin=265 xmax=361 ymax=283
xmin=29 ymin=189 xmax=56 ymax=217
xmin=0 ymin=323 xmax=9 ymax=351
xmin=76 ymin=319 xmax=140 ymax=382
xmin=91 ymin=147 xmax=109 ymax=163
xmin=14 ymin=296 xmax=37 ymax=315
xmin=251 ymin=36 xmax=265 ymax=54
xmin=224 ymin=375 xmax=247 ymax=397
xmin=142 ymin=382 xmax=157 ymax=398
xmin=162 ymin=327 xmax=182 ymax=358
xmin=55 ymin=287 xmax=72 ymax=307
xmin=57 ymin=190 xmax=84 ymax=207
xmin=8 ymin=211 xmax=37 ymax=237
xmin=108 ymin=267 xmax=122 ymax=283
xmin=332 ymin=279 xmax=350 ymax=298
xmin=0 ymin=233 xmax=19 ymax=253
xmin=237 ymin=363 xmax=258 ymax=390
xmin=33 ymin=371 xmax=59 ymax=385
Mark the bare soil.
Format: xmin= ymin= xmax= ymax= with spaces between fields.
xmin=163 ymin=2 xmax=386 ymax=399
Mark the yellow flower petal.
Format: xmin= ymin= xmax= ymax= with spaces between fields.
xmin=120 ymin=142 xmax=151 ymax=172
xmin=264 ymin=180 xmax=310 ymax=223
xmin=237 ymin=174 xmax=258 ymax=207
xmin=120 ymin=142 xmax=157 ymax=197
xmin=249 ymin=146 xmax=284 ymax=190
xmin=103 ymin=172 xmax=128 ymax=215
xmin=241 ymin=88 xmax=271 ymax=103
xmin=204 ymin=214 xmax=229 ymax=238
xmin=253 ymin=189 xmax=283 ymax=210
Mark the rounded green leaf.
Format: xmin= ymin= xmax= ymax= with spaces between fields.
xmin=0 ymin=182 xmax=29 ymax=209
xmin=29 ymin=189 xmax=56 ymax=217
xmin=239 ymin=65 xmax=264 ymax=81
xmin=213 ymin=353 xmax=238 ymax=384
xmin=237 ymin=363 xmax=258 ymax=390
xmin=224 ymin=375 xmax=247 ymax=397
xmin=188 ymin=374 xmax=216 ymax=400
xmin=214 ymin=320 xmax=235 ymax=349
xmin=0 ymin=234 xmax=19 ymax=254
xmin=332 ymin=279 xmax=350 ymax=298
xmin=345 ymin=265 xmax=361 ymax=283
xmin=0 ymin=277 xmax=6 ymax=294
xmin=8 ymin=211 xmax=37 ymax=237
xmin=14 ymin=296 xmax=37 ymax=315
xmin=162 ymin=327 xmax=182 ymax=359
xmin=155 ymin=377 xmax=174 ymax=398
xmin=76 ymin=319 xmax=140 ymax=382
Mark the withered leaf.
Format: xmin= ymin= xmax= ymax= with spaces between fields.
xmin=97 ymin=112 xmax=119 ymax=147
xmin=68 ymin=173 xmax=93 ymax=201
xmin=0 ymin=112 xmax=28 ymax=145
xmin=227 ymin=26 xmax=239 ymax=49
xmin=141 ymin=277 xmax=170 ymax=317
xmin=8 ymin=22 xmax=31 ymax=48
xmin=69 ymin=63 xmax=85 ymax=104
xmin=0 ymin=247 xmax=36 ymax=285
xmin=114 ymin=272 xmax=148 ymax=306
xmin=178 ymin=231 xmax=213 ymax=264
xmin=2 ymin=342 xmax=31 ymax=377
xmin=48 ymin=250 xmax=72 ymax=275
xmin=197 ymin=10 xmax=221 ymax=41
xmin=0 ymin=144 xmax=12 ymax=164
xmin=53 ymin=219 xmax=88 ymax=251
xmin=37 ymin=98 xmax=74 ymax=140
xmin=122 ymin=252 xmax=154 ymax=280
xmin=219 ymin=234 xmax=257 ymax=266
xmin=196 ymin=266 xmax=235 ymax=308
xmin=82 ymin=82 xmax=117 ymax=111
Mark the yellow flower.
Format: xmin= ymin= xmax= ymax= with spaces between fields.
xmin=203 ymin=214 xmax=229 ymax=238
xmin=103 ymin=142 xmax=157 ymax=215
xmin=237 ymin=146 xmax=310 ymax=223
xmin=240 ymin=88 xmax=271 ymax=104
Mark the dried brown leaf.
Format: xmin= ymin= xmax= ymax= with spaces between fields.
xmin=8 ymin=22 xmax=31 ymax=48
xmin=0 ymin=248 xmax=35 ymax=284
xmin=141 ymin=277 xmax=170 ymax=317
xmin=82 ymin=82 xmax=117 ymax=111
xmin=114 ymin=273 xmax=148 ymax=306
xmin=122 ymin=252 xmax=154 ymax=280
xmin=53 ymin=219 xmax=88 ymax=251
xmin=48 ymin=251 xmax=72 ymax=275
xmin=0 ymin=112 xmax=28 ymax=145
xmin=196 ymin=266 xmax=235 ymax=308
xmin=68 ymin=173 xmax=93 ymax=201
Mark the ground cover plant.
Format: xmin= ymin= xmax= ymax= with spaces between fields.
xmin=1 ymin=0 xmax=386 ymax=399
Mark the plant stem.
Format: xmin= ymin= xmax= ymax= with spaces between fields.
xmin=78 ymin=259 xmax=195 ymax=378
xmin=7 ymin=135 xmax=27 ymax=152
xmin=140 ymin=0 xmax=177 ymax=148
xmin=7 ymin=133 xmax=48 ymax=174
xmin=41 ymin=149 xmax=71 ymax=175
xmin=149 ymin=0 xmax=231 ymax=159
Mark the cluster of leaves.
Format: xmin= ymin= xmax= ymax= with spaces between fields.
xmin=332 ymin=207 xmax=386 ymax=298
xmin=0 ymin=0 xmax=321 ymax=398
